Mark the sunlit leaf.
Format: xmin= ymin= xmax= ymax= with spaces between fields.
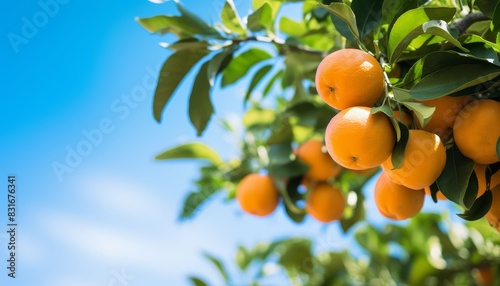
xmin=155 ymin=142 xmax=223 ymax=165
xmin=400 ymin=102 xmax=435 ymax=129
xmin=203 ymin=253 xmax=230 ymax=283
xmin=243 ymin=108 xmax=275 ymax=129
xmin=280 ymin=17 xmax=307 ymax=36
xmin=221 ymin=48 xmax=273 ymax=87
xmin=221 ymin=0 xmax=247 ymax=35
xmin=318 ymin=2 xmax=360 ymax=42
xmin=153 ymin=46 xmax=209 ymax=122
xmin=188 ymin=276 xmax=209 ymax=286
xmin=371 ymin=105 xmax=401 ymax=140
xmin=207 ymin=45 xmax=238 ymax=86
xmin=387 ymin=7 xmax=457 ymax=63
xmin=248 ymin=3 xmax=273 ymax=32
xmin=189 ymin=61 xmax=214 ymax=136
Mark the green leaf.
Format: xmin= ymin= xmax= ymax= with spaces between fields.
xmin=266 ymin=116 xmax=294 ymax=145
xmin=136 ymin=4 xmax=218 ymax=38
xmin=491 ymin=1 xmax=500 ymax=33
xmin=188 ymin=61 xmax=214 ymax=136
xmin=391 ymin=121 xmax=410 ymax=169
xmin=437 ymin=145 xmax=475 ymax=206
xmin=179 ymin=188 xmax=219 ymax=220
xmin=203 ymin=253 xmax=230 ymax=283
xmin=279 ymin=17 xmax=307 ymax=36
xmin=155 ymin=142 xmax=223 ymax=165
xmin=247 ymin=3 xmax=273 ymax=32
xmin=284 ymin=176 xmax=306 ymax=223
xmin=221 ymin=48 xmax=273 ymax=87
xmin=351 ymin=0 xmax=383 ymax=39
xmin=221 ymin=0 xmax=247 ymax=35
xmin=268 ymin=144 xmax=309 ymax=178
xmin=243 ymin=108 xmax=275 ymax=129
xmin=319 ymin=2 xmax=360 ymax=42
xmin=252 ymin=0 xmax=282 ymax=20
xmin=429 ymin=181 xmax=440 ymax=203
xmin=387 ymin=7 xmax=457 ymax=63
xmin=235 ymin=246 xmax=251 ymax=270
xmin=278 ymin=239 xmax=313 ymax=273
xmin=457 ymin=189 xmax=493 ymax=221
xmin=207 ymin=45 xmax=238 ymax=86
xmin=188 ymin=276 xmax=209 ymax=286
xmin=497 ymin=136 xmax=500 ymax=159
xmin=370 ymin=105 xmax=401 ymax=140
xmin=341 ymin=192 xmax=365 ymax=232
xmin=263 ymin=70 xmax=283 ymax=98
xmin=245 ymin=64 xmax=273 ymax=103
xmin=400 ymin=102 xmax=435 ymax=128
xmin=463 ymin=170 xmax=479 ymax=209
xmin=475 ymin=0 xmax=500 ymax=18
xmin=153 ymin=47 xmax=209 ymax=122
xmin=398 ymin=51 xmax=500 ymax=100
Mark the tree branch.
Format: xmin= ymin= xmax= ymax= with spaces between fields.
xmin=230 ymin=36 xmax=327 ymax=57
xmin=453 ymin=12 xmax=489 ymax=36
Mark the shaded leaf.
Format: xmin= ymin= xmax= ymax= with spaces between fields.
xmin=245 ymin=64 xmax=273 ymax=103
xmin=497 ymin=136 xmax=500 ymax=159
xmin=492 ymin=1 xmax=500 ymax=33
xmin=221 ymin=0 xmax=247 ymax=35
xmin=248 ymin=3 xmax=273 ymax=32
xmin=437 ymin=145 xmax=475 ymax=206
xmin=475 ymin=0 xmax=500 ymax=18
xmin=429 ymin=181 xmax=440 ymax=203
xmin=391 ymin=121 xmax=409 ymax=169
xmin=284 ymin=175 xmax=306 ymax=223
xmin=278 ymin=239 xmax=313 ymax=273
xmin=188 ymin=62 xmax=214 ymax=136
xmin=463 ymin=170 xmax=479 ymax=209
xmin=370 ymin=105 xmax=401 ymax=141
xmin=153 ymin=47 xmax=209 ymax=122
xmin=155 ymin=142 xmax=223 ymax=165
xmin=458 ymin=189 xmax=492 ymax=221
xmin=351 ymin=0 xmax=383 ymax=39
xmin=207 ymin=45 xmax=238 ymax=86
xmin=387 ymin=7 xmax=457 ymax=63
xmin=263 ymin=70 xmax=283 ymax=97
xmin=221 ymin=48 xmax=273 ymax=87
xmin=267 ymin=116 xmax=294 ymax=145
xmin=341 ymin=192 xmax=365 ymax=232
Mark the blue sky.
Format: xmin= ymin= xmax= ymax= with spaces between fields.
xmin=0 ymin=1 xmax=456 ymax=285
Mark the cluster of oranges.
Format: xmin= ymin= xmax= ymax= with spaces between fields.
xmin=235 ymin=48 xmax=500 ymax=226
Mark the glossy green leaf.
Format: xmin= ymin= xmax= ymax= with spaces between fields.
xmin=248 ymin=3 xmax=273 ymax=32
xmin=429 ymin=181 xmax=440 ymax=203
xmin=155 ymin=142 xmax=223 ymax=165
xmin=207 ymin=45 xmax=238 ymax=86
xmin=437 ymin=145 xmax=475 ymax=206
xmin=179 ymin=187 xmax=220 ymax=220
xmin=391 ymin=121 xmax=409 ymax=169
xmin=476 ymin=0 xmax=500 ymax=18
xmin=400 ymin=102 xmax=435 ymax=128
xmin=221 ymin=48 xmax=273 ymax=87
xmin=252 ymin=0 xmax=282 ymax=20
xmin=188 ymin=62 xmax=214 ymax=136
xmin=398 ymin=52 xmax=500 ymax=100
xmin=245 ymin=64 xmax=273 ymax=103
xmin=203 ymin=253 xmax=230 ymax=283
xmin=463 ymin=170 xmax=478 ymax=209
xmin=267 ymin=117 xmax=293 ymax=145
xmin=319 ymin=3 xmax=360 ymax=42
xmin=243 ymin=108 xmax=275 ymax=129
xmin=458 ymin=189 xmax=492 ymax=221
xmin=221 ymin=0 xmax=247 ymax=35
xmin=381 ymin=0 xmax=428 ymax=28
xmin=188 ymin=276 xmax=209 ymax=286
xmin=283 ymin=176 xmax=306 ymax=223
xmin=387 ymin=7 xmax=456 ymax=63
xmin=352 ymin=0 xmax=383 ymax=39
xmin=153 ymin=47 xmax=209 ymax=122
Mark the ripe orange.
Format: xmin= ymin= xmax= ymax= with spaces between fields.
xmin=315 ymin=49 xmax=385 ymax=110
xmin=382 ymin=130 xmax=446 ymax=190
xmin=453 ymin=99 xmax=500 ymax=164
xmin=374 ymin=172 xmax=425 ymax=220
xmin=485 ymin=184 xmax=500 ymax=231
xmin=294 ymin=139 xmax=342 ymax=181
xmin=325 ymin=106 xmax=396 ymax=170
xmin=415 ymin=95 xmax=471 ymax=139
xmin=236 ymin=174 xmax=279 ymax=217
xmin=306 ymin=183 xmax=345 ymax=223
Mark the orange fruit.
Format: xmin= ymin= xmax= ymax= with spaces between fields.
xmin=485 ymin=184 xmax=500 ymax=231
xmin=374 ymin=172 xmax=425 ymax=220
xmin=473 ymin=265 xmax=495 ymax=286
xmin=306 ymin=183 xmax=345 ymax=223
xmin=315 ymin=49 xmax=385 ymax=110
xmin=325 ymin=106 xmax=396 ymax=170
xmin=236 ymin=174 xmax=279 ymax=217
xmin=415 ymin=95 xmax=471 ymax=139
xmin=294 ymin=139 xmax=342 ymax=181
xmin=453 ymin=99 xmax=500 ymax=164
xmin=382 ymin=130 xmax=446 ymax=190
xmin=350 ymin=166 xmax=380 ymax=177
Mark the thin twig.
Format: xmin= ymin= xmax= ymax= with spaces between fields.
xmin=453 ymin=12 xmax=489 ymax=36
